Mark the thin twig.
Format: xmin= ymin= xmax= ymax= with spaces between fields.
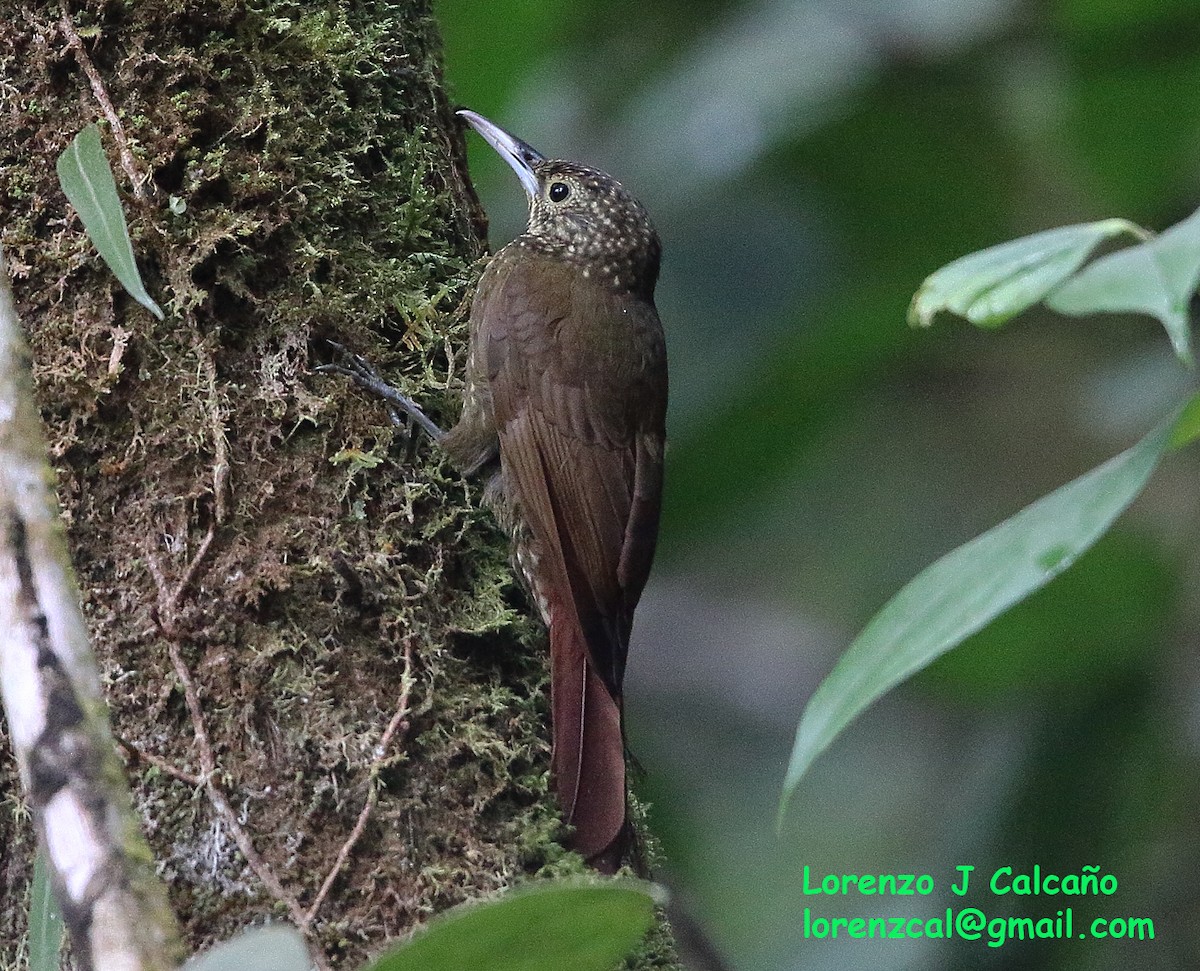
xmin=303 ymin=640 xmax=416 ymax=927
xmin=170 ymin=523 xmax=214 ymax=612
xmin=59 ymin=6 xmax=148 ymax=200
xmin=115 ymin=734 xmax=204 ymax=787
xmin=303 ymin=788 xmax=379 ymax=929
xmin=201 ymin=352 xmax=231 ymax=523
xmin=137 ymin=369 xmax=329 ymax=954
xmin=166 ymin=642 xmax=317 ymax=946
xmin=147 ymin=523 xmax=215 ymax=633
xmin=148 ymin=557 xmax=325 ymax=966
xmin=153 ymin=538 xmax=418 ymax=942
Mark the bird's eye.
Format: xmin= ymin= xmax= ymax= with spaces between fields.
xmin=548 ymin=181 xmax=571 ymax=202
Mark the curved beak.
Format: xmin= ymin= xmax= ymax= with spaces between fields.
xmin=458 ymin=109 xmax=544 ymax=199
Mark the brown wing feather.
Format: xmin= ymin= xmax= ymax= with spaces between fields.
xmin=486 ymin=257 xmax=665 ymax=694
xmin=482 ymin=256 xmax=665 ymax=867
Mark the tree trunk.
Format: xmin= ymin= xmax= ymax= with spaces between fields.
xmin=0 ymin=2 xmax=680 ymax=967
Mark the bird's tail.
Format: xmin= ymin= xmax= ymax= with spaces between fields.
xmin=550 ymin=621 xmax=631 ymax=873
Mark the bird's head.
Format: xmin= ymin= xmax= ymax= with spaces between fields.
xmin=459 ymin=110 xmax=661 ymax=297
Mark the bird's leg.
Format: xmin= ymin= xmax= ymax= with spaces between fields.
xmin=316 ymin=340 xmax=445 ymax=443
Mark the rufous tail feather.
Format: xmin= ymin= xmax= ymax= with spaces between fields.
xmin=550 ymin=620 xmax=629 ymax=873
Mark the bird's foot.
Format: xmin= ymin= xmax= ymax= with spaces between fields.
xmin=315 ymin=340 xmax=444 ymax=441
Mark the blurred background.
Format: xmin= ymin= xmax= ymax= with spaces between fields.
xmin=437 ymin=2 xmax=1200 ymax=968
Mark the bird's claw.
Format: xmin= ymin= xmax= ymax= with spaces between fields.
xmin=314 ymin=340 xmax=380 ymax=384
xmin=315 ymin=339 xmax=444 ymax=442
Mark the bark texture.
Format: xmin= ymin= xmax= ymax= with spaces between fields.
xmin=0 ymin=2 xmax=679 ymax=967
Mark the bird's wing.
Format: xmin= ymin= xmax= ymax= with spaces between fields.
xmin=482 ymin=255 xmax=666 ymax=697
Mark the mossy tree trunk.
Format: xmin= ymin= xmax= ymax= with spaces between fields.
xmin=0 ymin=3 xmax=679 ymax=968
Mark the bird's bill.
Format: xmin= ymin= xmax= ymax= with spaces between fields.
xmin=458 ymin=109 xmax=544 ymax=198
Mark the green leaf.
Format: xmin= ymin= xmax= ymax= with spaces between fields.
xmin=56 ymin=124 xmax=164 ymax=320
xmin=1170 ymin=393 xmax=1200 ymax=450
xmin=916 ymin=532 xmax=1174 ymax=706
xmin=1047 ymin=206 xmax=1200 ymax=365
xmin=779 ymin=396 xmax=1199 ymax=818
xmin=908 ymin=218 xmax=1145 ymax=329
xmin=184 ymin=925 xmax=310 ymax=971
xmin=28 ymin=852 xmax=63 ymax=971
xmin=368 ymin=881 xmax=658 ymax=971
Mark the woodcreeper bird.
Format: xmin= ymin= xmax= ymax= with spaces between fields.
xmin=326 ymin=110 xmax=667 ymax=872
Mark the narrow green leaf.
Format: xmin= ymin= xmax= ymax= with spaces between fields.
xmin=908 ymin=218 xmax=1144 ymax=329
xmin=780 ymin=397 xmax=1198 ymax=818
xmin=28 ymin=853 xmax=64 ymax=971
xmin=368 ymin=881 xmax=658 ymax=971
xmin=1047 ymin=206 xmax=1200 ymax=365
xmin=184 ymin=925 xmax=310 ymax=971
xmin=55 ymin=124 xmax=164 ymax=320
